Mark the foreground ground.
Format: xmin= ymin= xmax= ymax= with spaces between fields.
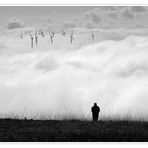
xmin=0 ymin=119 xmax=148 ymax=142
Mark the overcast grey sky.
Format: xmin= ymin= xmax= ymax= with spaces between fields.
xmin=0 ymin=6 xmax=96 ymax=26
xmin=1 ymin=6 xmax=148 ymax=29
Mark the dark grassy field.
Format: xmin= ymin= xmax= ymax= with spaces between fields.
xmin=0 ymin=118 xmax=148 ymax=142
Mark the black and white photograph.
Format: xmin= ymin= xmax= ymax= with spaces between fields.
xmin=0 ymin=4 xmax=148 ymax=142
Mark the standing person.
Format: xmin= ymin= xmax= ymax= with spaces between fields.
xmin=91 ymin=103 xmax=100 ymax=121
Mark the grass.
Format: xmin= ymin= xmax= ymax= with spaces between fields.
xmin=0 ymin=118 xmax=148 ymax=142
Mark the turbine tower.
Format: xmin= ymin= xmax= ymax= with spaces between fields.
xmin=29 ymin=32 xmax=34 ymax=48
xmin=49 ymin=32 xmax=54 ymax=44
xmin=35 ymin=30 xmax=38 ymax=45
xmin=20 ymin=32 xmax=23 ymax=39
xmin=41 ymin=29 xmax=44 ymax=37
xmin=70 ymin=30 xmax=75 ymax=44
xmin=89 ymin=31 xmax=95 ymax=41
xmin=62 ymin=28 xmax=66 ymax=36
xmin=51 ymin=31 xmax=55 ymax=37
xmin=91 ymin=31 xmax=95 ymax=41
xmin=38 ymin=29 xmax=41 ymax=35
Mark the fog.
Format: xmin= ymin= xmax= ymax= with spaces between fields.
xmin=0 ymin=29 xmax=148 ymax=120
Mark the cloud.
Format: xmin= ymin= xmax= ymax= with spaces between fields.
xmin=7 ymin=18 xmax=25 ymax=30
xmin=131 ymin=6 xmax=148 ymax=13
xmin=42 ymin=17 xmax=55 ymax=29
xmin=63 ymin=21 xmax=77 ymax=29
xmin=99 ymin=6 xmax=125 ymax=11
xmin=1 ymin=33 xmax=148 ymax=120
xmin=88 ymin=13 xmax=101 ymax=24
xmin=64 ymin=6 xmax=148 ymax=29
xmin=121 ymin=7 xmax=135 ymax=19
xmin=85 ymin=11 xmax=102 ymax=25
xmin=43 ymin=17 xmax=65 ymax=30
xmin=85 ymin=21 xmax=97 ymax=29
xmin=83 ymin=7 xmax=135 ymax=29
xmin=108 ymin=12 xmax=118 ymax=20
xmin=46 ymin=18 xmax=53 ymax=24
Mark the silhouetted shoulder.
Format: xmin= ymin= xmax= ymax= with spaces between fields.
xmin=98 ymin=106 xmax=100 ymax=111
xmin=91 ymin=106 xmax=100 ymax=113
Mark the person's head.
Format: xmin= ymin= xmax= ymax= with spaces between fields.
xmin=94 ymin=103 xmax=97 ymax=106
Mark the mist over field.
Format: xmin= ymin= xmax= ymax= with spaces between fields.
xmin=0 ymin=27 xmax=147 ymax=120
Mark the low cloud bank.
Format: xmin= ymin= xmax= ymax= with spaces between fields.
xmin=7 ymin=18 xmax=25 ymax=30
xmin=0 ymin=31 xmax=147 ymax=120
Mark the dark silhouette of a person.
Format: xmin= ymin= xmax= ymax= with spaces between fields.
xmin=91 ymin=103 xmax=100 ymax=121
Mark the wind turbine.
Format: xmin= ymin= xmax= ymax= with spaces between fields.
xmin=41 ymin=29 xmax=44 ymax=37
xmin=49 ymin=32 xmax=54 ymax=44
xmin=20 ymin=32 xmax=23 ymax=39
xmin=51 ymin=31 xmax=55 ymax=37
xmin=89 ymin=31 xmax=95 ymax=41
xmin=62 ymin=28 xmax=66 ymax=36
xmin=29 ymin=32 xmax=34 ymax=48
xmin=38 ymin=29 xmax=41 ymax=35
xmin=70 ymin=30 xmax=75 ymax=44
xmin=35 ymin=30 xmax=38 ymax=45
